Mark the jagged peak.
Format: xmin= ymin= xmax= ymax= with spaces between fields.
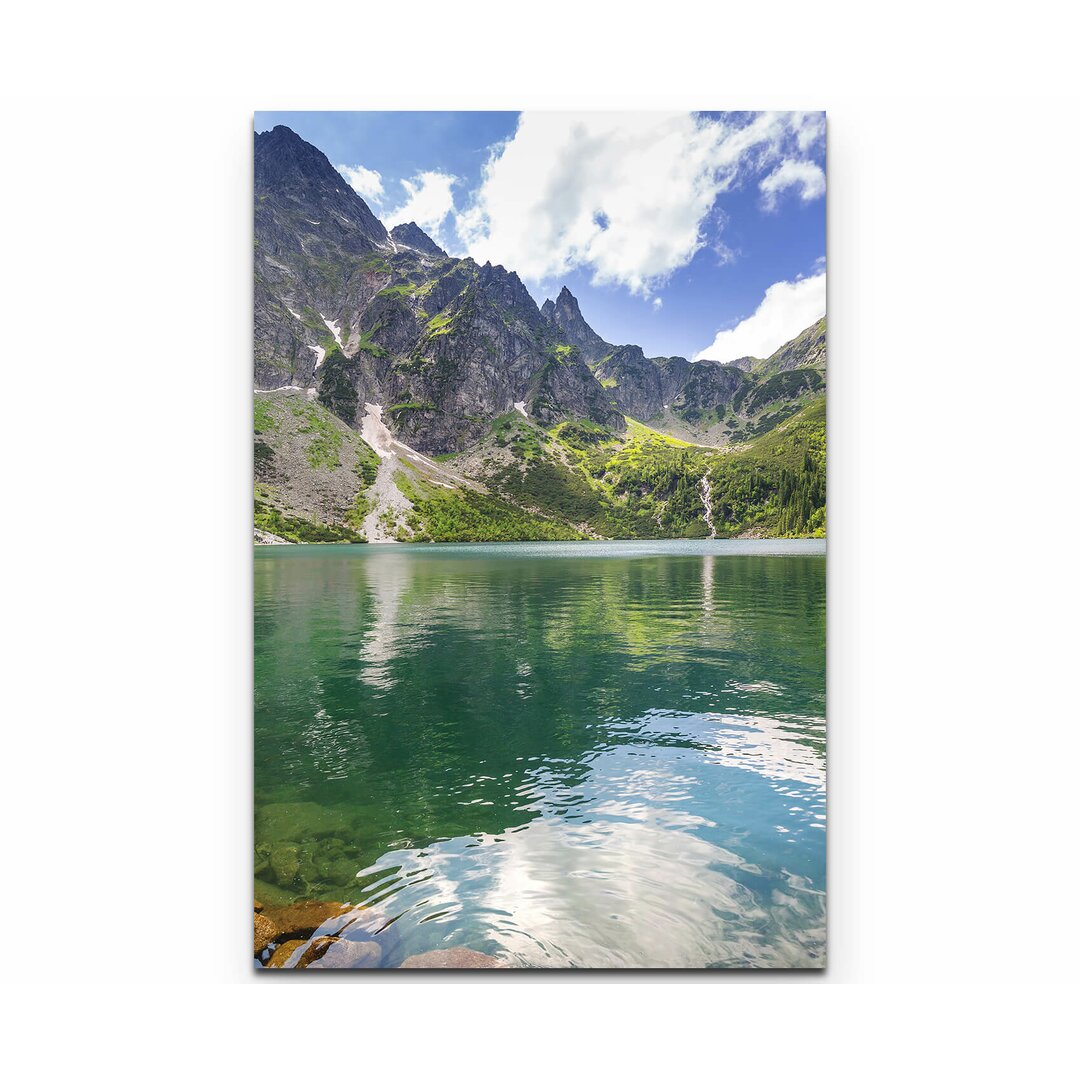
xmin=554 ymin=285 xmax=584 ymax=314
xmin=389 ymin=221 xmax=446 ymax=259
xmin=254 ymin=124 xmax=388 ymax=242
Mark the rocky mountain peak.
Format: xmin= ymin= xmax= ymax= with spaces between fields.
xmin=390 ymin=221 xmax=447 ymax=259
xmin=543 ymin=286 xmax=613 ymax=366
xmin=750 ymin=316 xmax=827 ymax=378
xmin=254 ymin=124 xmax=387 ymax=247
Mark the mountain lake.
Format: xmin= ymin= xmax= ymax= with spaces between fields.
xmin=254 ymin=539 xmax=826 ymax=969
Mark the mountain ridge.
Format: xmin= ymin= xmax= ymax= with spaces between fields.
xmin=252 ymin=125 xmax=826 ymax=543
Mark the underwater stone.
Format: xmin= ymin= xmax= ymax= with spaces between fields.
xmin=265 ymin=939 xmax=307 ymax=968
xmin=255 ymin=801 xmax=353 ymax=843
xmin=261 ymin=899 xmax=357 ymax=938
xmin=399 ymin=947 xmax=508 ymax=969
xmin=306 ymin=937 xmax=382 ymax=969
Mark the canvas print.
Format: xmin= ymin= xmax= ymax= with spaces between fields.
xmin=253 ymin=111 xmax=826 ymax=969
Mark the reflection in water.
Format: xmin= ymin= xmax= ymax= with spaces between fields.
xmin=255 ymin=540 xmax=825 ymax=968
xmin=702 ymin=553 xmax=715 ymax=616
xmin=357 ymin=553 xmax=415 ymax=689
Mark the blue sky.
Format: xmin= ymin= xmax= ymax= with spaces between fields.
xmin=255 ymin=111 xmax=826 ymax=361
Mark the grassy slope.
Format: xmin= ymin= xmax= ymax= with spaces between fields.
xmin=254 ymin=393 xmax=825 ymax=544
xmin=254 ymin=392 xmax=380 ymax=543
xmin=431 ymin=400 xmax=825 ymax=540
xmin=394 ymin=466 xmax=585 ymax=542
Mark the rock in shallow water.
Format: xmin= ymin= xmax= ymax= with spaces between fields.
xmin=265 ymin=939 xmax=307 ymax=968
xmin=254 ymin=913 xmax=279 ymax=955
xmin=261 ymin=899 xmax=356 ymax=938
xmin=267 ymin=843 xmax=302 ymax=887
xmin=255 ymin=801 xmax=353 ymax=843
xmin=299 ymin=936 xmax=382 ymax=970
xmin=253 ymin=878 xmax=298 ymax=911
xmin=399 ymin=947 xmax=508 ymax=969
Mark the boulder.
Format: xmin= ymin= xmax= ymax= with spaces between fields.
xmin=267 ymin=843 xmax=301 ymax=887
xmin=261 ymin=899 xmax=357 ymax=939
xmin=399 ymin=947 xmax=507 ymax=969
xmin=265 ymin=939 xmax=307 ymax=969
xmin=306 ymin=937 xmax=382 ymax=970
xmin=254 ymin=912 xmax=279 ymax=955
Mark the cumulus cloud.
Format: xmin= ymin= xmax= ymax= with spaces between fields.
xmin=456 ymin=111 xmax=823 ymax=295
xmin=336 ymin=163 xmax=384 ymax=204
xmin=382 ymin=171 xmax=457 ymax=243
xmin=652 ymin=297 xmax=663 ymax=311
xmin=694 ymin=271 xmax=826 ymax=364
xmin=759 ymin=159 xmax=826 ymax=211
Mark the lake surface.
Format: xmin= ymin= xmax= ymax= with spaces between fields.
xmin=255 ymin=539 xmax=826 ymax=968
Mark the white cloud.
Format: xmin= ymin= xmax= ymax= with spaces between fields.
xmin=759 ymin=159 xmax=826 ymax=212
xmin=694 ymin=270 xmax=826 ymax=364
xmin=456 ymin=111 xmax=823 ymax=296
xmin=652 ymin=297 xmax=663 ymax=311
xmin=382 ymin=171 xmax=457 ymax=242
xmin=336 ymin=163 xmax=384 ymax=204
xmin=791 ymin=112 xmax=826 ymax=153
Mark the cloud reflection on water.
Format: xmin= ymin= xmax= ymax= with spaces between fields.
xmin=255 ymin=543 xmax=826 ymax=968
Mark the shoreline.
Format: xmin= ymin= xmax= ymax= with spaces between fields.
xmin=255 ymin=537 xmax=826 ymax=556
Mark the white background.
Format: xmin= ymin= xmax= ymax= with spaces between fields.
xmin=1 ymin=0 xmax=1077 ymax=1072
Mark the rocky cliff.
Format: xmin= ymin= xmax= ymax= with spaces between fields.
xmin=254 ymin=125 xmax=824 ymax=455
xmin=541 ymin=285 xmax=614 ymax=366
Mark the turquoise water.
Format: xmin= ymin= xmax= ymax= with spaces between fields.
xmin=255 ymin=539 xmax=826 ymax=968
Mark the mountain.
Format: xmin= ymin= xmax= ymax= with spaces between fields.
xmin=541 ymin=286 xmax=614 ymax=365
xmin=253 ymin=126 xmax=826 ymax=544
xmin=390 ymin=221 xmax=447 ymax=259
xmin=751 ymin=316 xmax=827 ymax=377
xmin=589 ymin=322 xmax=825 ymax=445
xmin=254 ymin=125 xmax=623 ymax=452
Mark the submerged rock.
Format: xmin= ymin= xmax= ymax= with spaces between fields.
xmin=305 ymin=937 xmax=382 ymax=970
xmin=255 ymin=801 xmax=353 ymax=843
xmin=399 ymin=947 xmax=508 ymax=969
xmin=265 ymin=939 xmax=307 ymax=969
xmin=261 ymin=899 xmax=357 ymax=939
xmin=253 ymin=878 xmax=298 ymax=910
xmin=292 ymin=935 xmax=381 ymax=970
xmin=254 ymin=913 xmax=279 ymax=955
xmin=267 ymin=843 xmax=302 ymax=887
xmin=293 ymin=936 xmax=333 ymax=969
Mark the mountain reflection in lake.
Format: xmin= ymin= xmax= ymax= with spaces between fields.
xmin=254 ymin=540 xmax=825 ymax=968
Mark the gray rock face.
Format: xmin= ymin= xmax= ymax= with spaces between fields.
xmin=526 ymin=344 xmax=626 ymax=432
xmin=671 ymin=360 xmax=748 ymax=418
xmin=254 ymin=127 xmax=633 ymax=452
xmin=654 ymin=355 xmax=691 ymax=401
xmin=254 ymin=125 xmax=389 ymax=389
xmin=594 ymin=345 xmax=665 ymax=419
xmin=592 ymin=347 xmax=749 ymax=426
xmin=386 ymin=266 xmax=623 ymax=450
xmin=253 ymin=125 xmax=825 ymax=454
xmin=542 ymin=286 xmax=614 ymax=365
xmin=753 ymin=317 xmax=827 ymax=377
